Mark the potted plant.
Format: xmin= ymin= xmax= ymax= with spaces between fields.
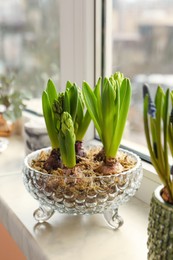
xmin=0 ymin=74 xmax=29 ymax=136
xmin=143 ymin=84 xmax=173 ymax=259
xmin=22 ymin=72 xmax=143 ymax=229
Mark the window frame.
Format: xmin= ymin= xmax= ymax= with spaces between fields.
xmin=59 ymin=0 xmax=96 ymax=89
xmin=59 ymin=0 xmax=98 ymax=141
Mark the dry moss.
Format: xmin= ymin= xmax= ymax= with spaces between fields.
xmin=31 ymin=147 xmax=136 ymax=177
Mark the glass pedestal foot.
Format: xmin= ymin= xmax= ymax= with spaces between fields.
xmin=103 ymin=208 xmax=124 ymax=230
xmin=33 ymin=204 xmax=55 ymax=223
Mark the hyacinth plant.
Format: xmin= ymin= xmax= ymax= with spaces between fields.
xmin=42 ymin=79 xmax=91 ymax=169
xmin=82 ymin=72 xmax=132 ymax=164
xmin=143 ymin=84 xmax=173 ymax=203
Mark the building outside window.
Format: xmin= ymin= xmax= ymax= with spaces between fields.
xmin=0 ymin=0 xmax=60 ymax=97
xmin=111 ymin=0 xmax=173 ymax=155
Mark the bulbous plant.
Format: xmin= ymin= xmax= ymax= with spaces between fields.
xmin=82 ymin=72 xmax=131 ymax=164
xmin=143 ymin=84 xmax=173 ymax=203
xmin=23 ymin=72 xmax=142 ymax=226
xmin=42 ymin=79 xmax=91 ymax=169
xmin=42 ymin=72 xmax=134 ymax=173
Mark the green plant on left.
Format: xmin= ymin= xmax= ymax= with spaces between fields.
xmin=42 ymin=79 xmax=91 ymax=168
xmin=0 ymin=75 xmax=29 ymax=122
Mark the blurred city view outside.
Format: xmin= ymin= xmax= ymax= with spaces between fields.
xmin=0 ymin=0 xmax=60 ymax=97
xmin=112 ymin=0 xmax=173 ymax=147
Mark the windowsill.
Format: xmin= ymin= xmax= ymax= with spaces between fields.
xmin=0 ymin=134 xmax=155 ymax=259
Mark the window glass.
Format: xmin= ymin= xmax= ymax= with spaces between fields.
xmin=0 ymin=0 xmax=60 ymax=97
xmin=112 ymin=0 xmax=173 ymax=149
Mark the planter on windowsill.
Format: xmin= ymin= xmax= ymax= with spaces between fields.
xmin=148 ymin=185 xmax=173 ymax=259
xmin=23 ymin=145 xmax=143 ymax=229
xmin=22 ymin=72 xmax=143 ymax=229
xmin=143 ymin=85 xmax=173 ymax=259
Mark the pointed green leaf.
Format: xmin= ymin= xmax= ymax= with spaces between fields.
xmin=101 ymin=78 xmax=116 ymax=156
xmin=59 ymin=112 xmax=76 ymax=168
xmin=94 ymin=77 xmax=102 ymax=125
xmin=82 ymin=81 xmax=102 ymax=139
xmin=163 ymin=89 xmax=170 ymax=181
xmin=76 ymin=110 xmax=91 ymax=141
xmin=64 ymin=90 xmax=70 ymax=113
xmin=66 ymin=80 xmax=73 ymax=90
xmin=46 ymin=79 xmax=58 ymax=107
xmin=64 ymin=82 xmax=79 ymax=119
xmin=108 ymin=78 xmax=131 ymax=157
xmin=154 ymin=86 xmax=165 ymax=174
xmin=42 ymin=91 xmax=59 ymax=148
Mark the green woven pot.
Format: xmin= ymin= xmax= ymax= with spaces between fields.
xmin=148 ymin=185 xmax=173 ymax=260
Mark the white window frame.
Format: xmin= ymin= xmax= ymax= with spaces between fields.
xmin=59 ymin=0 xmax=160 ymax=205
xmin=59 ymin=0 xmax=98 ymax=141
xmin=59 ymin=0 xmax=95 ymax=89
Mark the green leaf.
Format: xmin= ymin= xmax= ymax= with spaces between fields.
xmin=75 ymin=95 xmax=83 ymax=126
xmin=65 ymin=84 xmax=78 ymax=122
xmin=108 ymin=78 xmax=131 ymax=157
xmin=59 ymin=112 xmax=76 ymax=168
xmin=163 ymin=89 xmax=170 ymax=181
xmin=66 ymin=80 xmax=73 ymax=90
xmin=58 ymin=131 xmax=67 ymax=166
xmin=42 ymin=91 xmax=59 ymax=148
xmin=64 ymin=129 xmax=76 ymax=168
xmin=94 ymin=77 xmax=102 ymax=125
xmin=154 ymin=87 xmax=165 ymax=174
xmin=143 ymin=94 xmax=165 ymax=183
xmin=101 ymin=78 xmax=116 ymax=156
xmin=112 ymin=81 xmax=120 ymax=136
xmin=82 ymin=81 xmax=102 ymax=139
xmin=76 ymin=110 xmax=91 ymax=141
xmin=46 ymin=79 xmax=58 ymax=107
xmin=168 ymin=91 xmax=173 ymax=156
xmin=64 ymin=91 xmax=70 ymax=113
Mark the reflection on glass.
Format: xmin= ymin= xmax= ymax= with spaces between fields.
xmin=112 ymin=0 xmax=173 ymax=146
xmin=0 ymin=0 xmax=60 ymax=97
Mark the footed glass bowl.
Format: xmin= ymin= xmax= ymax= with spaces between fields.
xmin=22 ymin=147 xmax=143 ymax=229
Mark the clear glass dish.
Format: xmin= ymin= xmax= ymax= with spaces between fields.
xmin=22 ymin=147 xmax=143 ymax=229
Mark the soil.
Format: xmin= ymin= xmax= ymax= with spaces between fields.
xmin=27 ymin=146 xmax=139 ymax=211
xmin=31 ymin=146 xmax=137 ymax=177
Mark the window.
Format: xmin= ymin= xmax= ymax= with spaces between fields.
xmin=0 ymin=0 xmax=60 ymax=97
xmin=0 ymin=0 xmax=96 ymax=137
xmin=99 ymin=0 xmax=173 ymax=158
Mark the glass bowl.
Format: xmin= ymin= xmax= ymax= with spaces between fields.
xmin=22 ymin=147 xmax=143 ymax=229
